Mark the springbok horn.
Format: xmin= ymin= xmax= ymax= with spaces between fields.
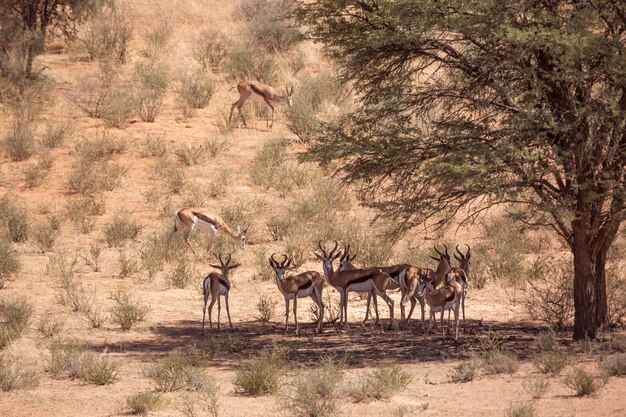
xmin=318 ymin=240 xmax=328 ymax=258
xmin=270 ymin=253 xmax=279 ymax=268
xmin=281 ymin=254 xmax=289 ymax=268
xmin=329 ymin=240 xmax=339 ymax=257
xmin=433 ymin=245 xmax=444 ymax=257
xmin=465 ymin=244 xmax=471 ymax=258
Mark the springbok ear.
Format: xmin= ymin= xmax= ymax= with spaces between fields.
xmin=229 ymin=263 xmax=241 ymax=269
xmin=313 ymin=251 xmax=323 ymax=261
xmin=454 ymin=254 xmax=461 ymax=261
xmin=350 ymin=254 xmax=357 ymax=262
xmin=429 ymin=256 xmax=440 ymax=262
xmin=209 ymin=264 xmax=221 ymax=269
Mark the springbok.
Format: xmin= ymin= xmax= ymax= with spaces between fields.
xmin=453 ymin=244 xmax=471 ymax=328
xmin=315 ymin=241 xmax=395 ymax=330
xmin=229 ymin=81 xmax=293 ymax=129
xmin=202 ymin=253 xmax=240 ymax=333
xmin=417 ymin=272 xmax=460 ymax=339
xmin=172 ymin=207 xmax=248 ymax=256
xmin=269 ymin=254 xmax=325 ymax=334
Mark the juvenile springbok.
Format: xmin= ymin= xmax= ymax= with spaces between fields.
xmin=417 ymin=273 xmax=460 ymax=339
xmin=202 ymin=253 xmax=240 ymax=333
xmin=229 ymin=81 xmax=294 ymax=129
xmin=269 ymin=253 xmax=325 ymax=334
xmin=173 ymin=207 xmax=248 ymax=256
xmin=315 ymin=241 xmax=395 ymax=330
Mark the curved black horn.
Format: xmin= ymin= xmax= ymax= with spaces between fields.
xmin=280 ymin=254 xmax=289 ymax=268
xmin=465 ymin=244 xmax=471 ymax=258
xmin=318 ymin=240 xmax=328 ymax=257
xmin=329 ymin=240 xmax=339 ymax=257
xmin=218 ymin=253 xmax=225 ymax=266
xmin=442 ymin=244 xmax=450 ymax=259
xmin=225 ymin=253 xmax=232 ymax=266
xmin=270 ymin=253 xmax=279 ymax=268
xmin=433 ymin=245 xmax=444 ymax=257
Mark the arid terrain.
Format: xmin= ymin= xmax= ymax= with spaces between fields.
xmin=0 ymin=1 xmax=625 ymax=417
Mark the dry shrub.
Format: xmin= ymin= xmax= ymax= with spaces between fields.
xmin=353 ymin=364 xmax=412 ymax=402
xmin=179 ymin=383 xmax=221 ymax=417
xmin=505 ymin=403 xmax=537 ymax=417
xmin=253 ymin=247 xmax=275 ymax=281
xmin=40 ymin=122 xmax=70 ymax=149
xmin=141 ymin=229 xmax=187 ymax=280
xmin=23 ymin=160 xmax=47 ymax=188
xmin=66 ymin=195 xmax=105 ymax=233
xmin=600 ymin=353 xmax=626 ymax=377
xmin=118 ymin=250 xmax=140 ymax=279
xmin=225 ymin=43 xmax=277 ymax=84
xmin=142 ymin=22 xmax=172 ymax=59
xmin=32 ymin=222 xmax=58 ymax=253
xmin=0 ymin=197 xmax=29 ymax=243
xmin=0 ymin=296 xmax=33 ymax=349
xmin=480 ymin=216 xmax=528 ymax=285
xmin=51 ymin=252 xmax=93 ymax=314
xmin=0 ymin=239 xmax=21 ymax=287
xmin=133 ymin=57 xmax=169 ymax=122
xmin=239 ymin=0 xmax=301 ymax=53
xmin=145 ymin=349 xmax=211 ymax=392
xmin=532 ymin=350 xmax=568 ymax=376
xmin=45 ymin=338 xmax=118 ymax=385
xmin=234 ymin=346 xmax=285 ymax=396
xmin=474 ymin=330 xmax=519 ymax=375
xmin=84 ymin=305 xmax=107 ymax=329
xmin=176 ymin=69 xmax=215 ymax=115
xmin=36 ymin=315 xmax=64 ymax=338
xmin=72 ymin=62 xmax=118 ymax=118
xmin=280 ymin=357 xmax=343 ymax=417
xmin=104 ymin=212 xmax=142 ymax=247
xmin=522 ymin=257 xmax=574 ymax=331
xmin=81 ymin=243 xmax=102 ymax=272
xmin=142 ymin=134 xmax=167 ymax=158
xmin=255 ymin=294 xmax=275 ymax=322
xmin=126 ymin=391 xmax=165 ymax=415
xmin=191 ymin=29 xmax=229 ymax=71
xmin=0 ymin=356 xmax=38 ymax=391
xmin=175 ymin=144 xmax=205 ymax=166
xmin=448 ymin=361 xmax=476 ymax=383
xmin=109 ymin=288 xmax=149 ymax=330
xmin=523 ymin=377 xmax=550 ymax=400
xmin=607 ymin=271 xmax=626 ymax=328
xmin=565 ymin=367 xmax=606 ymax=397
xmin=81 ymin=354 xmax=119 ymax=385
xmin=166 ymin=259 xmax=196 ymax=289
xmin=4 ymin=122 xmax=36 ymax=161
xmin=101 ymin=87 xmax=135 ymax=128
xmin=157 ymin=157 xmax=186 ymax=194
xmin=78 ymin=2 xmax=133 ymax=63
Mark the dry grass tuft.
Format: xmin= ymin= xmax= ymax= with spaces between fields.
xmin=126 ymin=391 xmax=166 ymax=415
xmin=0 ymin=296 xmax=33 ymax=349
xmin=0 ymin=356 xmax=38 ymax=391
xmin=564 ymin=367 xmax=606 ymax=397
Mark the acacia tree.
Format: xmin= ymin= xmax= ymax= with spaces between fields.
xmin=296 ymin=0 xmax=626 ymax=340
xmin=0 ymin=0 xmax=103 ymax=76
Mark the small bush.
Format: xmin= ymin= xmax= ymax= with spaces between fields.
xmin=448 ymin=361 xmax=476 ymax=383
xmin=66 ymin=196 xmax=104 ymax=233
xmin=50 ymin=252 xmax=93 ymax=314
xmin=142 ymin=135 xmax=168 ymax=158
xmin=244 ymin=0 xmax=301 ymax=53
xmin=535 ymin=330 xmax=559 ymax=352
xmin=118 ymin=251 xmax=140 ymax=278
xmin=166 ymin=259 xmax=195 ymax=289
xmin=225 ymin=44 xmax=277 ymax=84
xmin=0 ymin=239 xmax=21 ymax=286
xmin=101 ymin=87 xmax=135 ymax=129
xmin=40 ymin=122 xmax=70 ymax=149
xmin=474 ymin=331 xmax=519 ymax=375
xmin=37 ymin=315 xmax=64 ymax=338
xmin=179 ymin=383 xmax=220 ymax=417
xmin=565 ymin=367 xmax=606 ymax=397
xmin=0 ymin=197 xmax=29 ymax=243
xmin=23 ymin=163 xmax=45 ymax=188
xmin=142 ymin=23 xmax=172 ymax=59
xmin=84 ymin=306 xmax=107 ymax=329
xmin=175 ymin=144 xmax=205 ymax=166
xmin=4 ymin=122 xmax=36 ymax=161
xmin=79 ymin=3 xmax=132 ymax=63
xmin=256 ymin=294 xmax=275 ymax=322
xmin=157 ymin=158 xmax=186 ymax=194
xmin=0 ymin=296 xmax=33 ymax=349
xmin=0 ymin=356 xmax=38 ymax=391
xmin=234 ymin=346 xmax=285 ymax=396
xmin=104 ymin=213 xmax=142 ymax=247
xmin=505 ymin=403 xmax=537 ymax=417
xmin=145 ymin=349 xmax=209 ymax=392
xmin=280 ymin=357 xmax=343 ymax=417
xmin=32 ymin=222 xmax=57 ymax=253
xmin=75 ymin=130 xmax=129 ymax=160
xmin=141 ymin=230 xmax=187 ymax=280
xmin=81 ymin=354 xmax=119 ymax=385
xmin=353 ymin=364 xmax=412 ymax=402
xmin=600 ymin=353 xmax=626 ymax=377
xmin=523 ymin=377 xmax=550 ymax=400
xmin=72 ymin=62 xmax=119 ymax=118
xmin=81 ymin=243 xmax=102 ymax=272
xmin=133 ymin=58 xmax=169 ymax=122
xmin=176 ymin=70 xmax=215 ymax=113
xmin=532 ymin=350 xmax=568 ymax=376
xmin=191 ymin=29 xmax=229 ymax=71
xmin=126 ymin=391 xmax=165 ymax=415
xmin=109 ymin=288 xmax=149 ymax=330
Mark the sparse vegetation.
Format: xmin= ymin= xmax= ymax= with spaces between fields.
xmin=66 ymin=195 xmax=105 ymax=233
xmin=255 ymin=294 xmax=274 ymax=322
xmin=474 ymin=330 xmax=519 ymax=375
xmin=0 ymin=197 xmax=29 ymax=243
xmin=37 ymin=315 xmax=64 ymax=338
xmin=104 ymin=212 xmax=142 ymax=246
xmin=145 ymin=349 xmax=210 ymax=392
xmin=234 ymin=346 xmax=285 ymax=396
xmin=118 ymin=251 xmax=140 ymax=278
xmin=0 ymin=296 xmax=33 ymax=349
xmin=353 ymin=364 xmax=412 ymax=402
xmin=191 ymin=28 xmax=229 ymax=71
xmin=448 ymin=361 xmax=476 ymax=383
xmin=157 ymin=157 xmax=187 ymax=194
xmin=32 ymin=222 xmax=58 ymax=253
xmin=40 ymin=122 xmax=70 ymax=149
xmin=505 ymin=403 xmax=537 ymax=417
xmin=179 ymin=383 xmax=221 ymax=417
xmin=165 ymin=258 xmax=195 ymax=289
xmin=45 ymin=338 xmax=118 ymax=385
xmin=280 ymin=357 xmax=343 ymax=417
xmin=126 ymin=391 xmax=165 ymax=415
xmin=78 ymin=2 xmax=132 ymax=63
xmin=4 ymin=122 xmax=36 ymax=161
xmin=0 ymin=356 xmax=38 ymax=391
xmin=565 ymin=367 xmax=606 ymax=397
xmin=175 ymin=144 xmax=205 ymax=166
xmin=532 ymin=350 xmax=568 ymax=376
xmin=176 ymin=69 xmax=215 ymax=114
xmin=600 ymin=353 xmax=626 ymax=377
xmin=109 ymin=288 xmax=149 ymax=330
xmin=0 ymin=239 xmax=21 ymax=287
xmin=81 ymin=243 xmax=102 ymax=272
xmin=523 ymin=377 xmax=550 ymax=400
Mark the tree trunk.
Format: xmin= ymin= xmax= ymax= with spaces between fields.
xmin=572 ymin=225 xmax=609 ymax=340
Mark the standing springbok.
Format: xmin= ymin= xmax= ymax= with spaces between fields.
xmin=315 ymin=241 xmax=395 ymax=330
xmin=202 ymin=253 xmax=240 ymax=333
xmin=173 ymin=207 xmax=248 ymax=256
xmin=229 ymin=81 xmax=294 ymax=129
xmin=417 ymin=272 xmax=460 ymax=340
xmin=452 ymin=244 xmax=471 ymax=328
xmin=338 ymin=244 xmax=415 ymax=326
xmin=269 ymin=254 xmax=325 ymax=334
xmin=430 ymin=244 xmax=453 ymax=288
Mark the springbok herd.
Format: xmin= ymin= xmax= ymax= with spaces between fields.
xmin=172 ymin=206 xmax=471 ymax=340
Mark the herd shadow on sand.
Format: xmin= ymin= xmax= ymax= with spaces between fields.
xmin=88 ymin=318 xmax=553 ymax=369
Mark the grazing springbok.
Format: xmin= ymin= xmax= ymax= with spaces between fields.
xmin=173 ymin=207 xmax=248 ymax=256
xmin=202 ymin=253 xmax=240 ymax=333
xmin=269 ymin=253 xmax=325 ymax=334
xmin=417 ymin=272 xmax=461 ymax=340
xmin=229 ymin=81 xmax=294 ymax=129
xmin=338 ymin=244 xmax=415 ymax=326
xmin=315 ymin=241 xmax=395 ymax=330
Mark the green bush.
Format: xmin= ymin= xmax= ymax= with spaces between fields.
xmin=45 ymin=338 xmax=118 ymax=385
xmin=523 ymin=377 xmax=550 ymax=400
xmin=565 ymin=367 xmax=606 ymax=397
xmin=126 ymin=391 xmax=165 ymax=415
xmin=353 ymin=364 xmax=412 ymax=402
xmin=234 ymin=346 xmax=286 ymax=396
xmin=66 ymin=196 xmax=105 ymax=233
xmin=145 ymin=349 xmax=210 ymax=392
xmin=81 ymin=354 xmax=119 ymax=385
xmin=166 ymin=259 xmax=195 ymax=289
xmin=109 ymin=288 xmax=149 ymax=330
xmin=225 ymin=44 xmax=277 ymax=84
xmin=0 ymin=296 xmax=33 ymax=349
xmin=532 ymin=350 xmax=568 ymax=376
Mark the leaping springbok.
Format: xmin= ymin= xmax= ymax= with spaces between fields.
xmin=172 ymin=207 xmax=248 ymax=257
xmin=229 ymin=81 xmax=294 ymax=129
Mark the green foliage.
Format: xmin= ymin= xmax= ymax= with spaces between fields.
xmin=234 ymin=346 xmax=285 ymax=396
xmin=166 ymin=258 xmax=195 ymax=289
xmin=126 ymin=391 xmax=165 ymax=415
xmin=0 ymin=356 xmax=38 ymax=391
xmin=353 ymin=364 xmax=412 ymax=402
xmin=45 ymin=337 xmax=118 ymax=385
xmin=532 ymin=350 xmax=568 ymax=376
xmin=109 ymin=288 xmax=149 ymax=330
xmin=80 ymin=354 xmax=119 ymax=385
xmin=0 ymin=296 xmax=33 ymax=349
